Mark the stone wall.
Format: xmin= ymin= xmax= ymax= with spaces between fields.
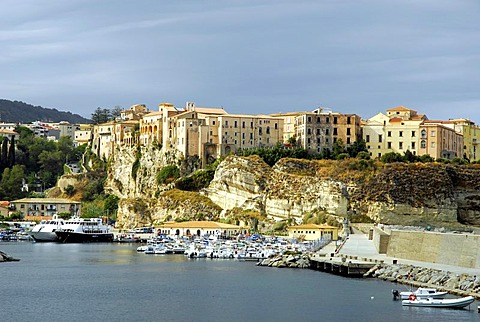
xmin=385 ymin=230 xmax=480 ymax=269
xmin=372 ymin=227 xmax=390 ymax=254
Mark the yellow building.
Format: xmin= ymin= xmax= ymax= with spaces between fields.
xmin=448 ymin=119 xmax=480 ymax=161
xmin=287 ymin=224 xmax=339 ymax=241
xmin=10 ymin=198 xmax=81 ymax=221
xmin=270 ymin=111 xmax=304 ymax=144
xmin=157 ymin=221 xmax=244 ymax=238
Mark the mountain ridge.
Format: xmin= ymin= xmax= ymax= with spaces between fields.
xmin=0 ymin=99 xmax=90 ymax=123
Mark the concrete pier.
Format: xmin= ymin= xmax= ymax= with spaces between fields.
xmin=310 ymin=255 xmax=376 ymax=277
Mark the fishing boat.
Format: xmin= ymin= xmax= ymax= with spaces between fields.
xmin=55 ymin=216 xmax=114 ymax=243
xmin=28 ymin=214 xmax=65 ymax=242
xmin=401 ymin=295 xmax=475 ymax=308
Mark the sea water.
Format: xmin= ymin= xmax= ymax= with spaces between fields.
xmin=0 ymin=242 xmax=477 ymax=322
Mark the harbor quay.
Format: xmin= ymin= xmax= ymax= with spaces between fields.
xmin=319 ymin=233 xmax=480 ymax=300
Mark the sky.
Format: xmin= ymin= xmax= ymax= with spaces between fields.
xmin=1 ymin=0 xmax=479 ymax=122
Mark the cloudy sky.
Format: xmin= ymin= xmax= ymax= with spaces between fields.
xmin=1 ymin=0 xmax=479 ymax=122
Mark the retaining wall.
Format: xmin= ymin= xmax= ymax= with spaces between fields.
xmin=385 ymin=230 xmax=480 ymax=269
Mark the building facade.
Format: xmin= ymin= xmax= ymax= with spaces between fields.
xmin=11 ymin=198 xmax=81 ymax=221
xmin=295 ymin=108 xmax=362 ymax=154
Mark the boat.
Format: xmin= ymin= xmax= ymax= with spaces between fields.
xmin=393 ymin=287 xmax=448 ymax=300
xmin=401 ymin=295 xmax=475 ymax=308
xmin=55 ymin=216 xmax=114 ymax=243
xmin=28 ymin=215 xmax=65 ymax=242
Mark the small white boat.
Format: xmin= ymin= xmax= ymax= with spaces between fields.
xmin=396 ymin=287 xmax=448 ymax=300
xmin=402 ymin=296 xmax=475 ymax=308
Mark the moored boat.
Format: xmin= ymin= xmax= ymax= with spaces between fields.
xmin=401 ymin=295 xmax=475 ymax=308
xmin=55 ymin=216 xmax=113 ymax=243
xmin=28 ymin=215 xmax=65 ymax=242
xmin=393 ymin=287 xmax=448 ymax=300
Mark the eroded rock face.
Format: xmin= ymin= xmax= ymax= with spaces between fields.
xmin=204 ymin=156 xmax=350 ymax=220
xmin=105 ymin=147 xmax=480 ymax=228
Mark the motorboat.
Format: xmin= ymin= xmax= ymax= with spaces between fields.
xmin=55 ymin=216 xmax=114 ymax=243
xmin=28 ymin=215 xmax=65 ymax=242
xmin=393 ymin=287 xmax=448 ymax=300
xmin=401 ymin=295 xmax=475 ymax=308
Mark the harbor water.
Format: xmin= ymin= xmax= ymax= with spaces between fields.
xmin=1 ymin=242 xmax=477 ymax=322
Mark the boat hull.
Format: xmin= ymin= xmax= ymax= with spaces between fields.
xmin=55 ymin=231 xmax=114 ymax=243
xmin=402 ymin=296 xmax=475 ymax=308
xmin=28 ymin=231 xmax=58 ymax=242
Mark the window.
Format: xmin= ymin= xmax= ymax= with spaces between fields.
xmin=421 ymin=129 xmax=427 ymax=138
xmin=274 ymin=123 xmax=278 ymax=130
xmin=378 ymin=135 xmax=382 ymax=143
xmin=307 ymin=128 xmax=311 ymax=135
xmin=347 ymin=117 xmax=351 ymax=124
xmin=242 ymin=122 xmax=245 ymax=128
xmin=333 ymin=128 xmax=337 ymax=135
xmin=307 ymin=116 xmax=312 ymax=123
xmin=387 ymin=142 xmax=392 ymax=149
xmin=326 ymin=117 xmax=330 ymax=123
xmin=399 ymin=142 xmax=403 ymax=149
xmin=431 ymin=130 xmax=435 ymax=137
xmin=225 ymin=121 xmax=229 ymax=127
xmin=325 ymin=129 xmax=329 ymax=135
xmin=346 ymin=128 xmax=351 ymax=135
xmin=431 ymin=142 xmax=435 ymax=148
xmin=411 ymin=142 xmax=415 ymax=149
xmin=212 ymin=121 xmax=216 ymax=125
xmin=421 ymin=140 xmax=426 ymax=148
xmin=316 ymin=117 xmax=320 ymax=123
xmin=347 ymin=138 xmax=351 ymax=144
xmin=234 ymin=121 xmax=237 ymax=128
xmin=333 ymin=117 xmax=338 ymax=124
xmin=411 ymin=131 xmax=416 ymax=137
xmin=388 ymin=131 xmax=392 ymax=137
xmin=399 ymin=131 xmax=403 ymax=137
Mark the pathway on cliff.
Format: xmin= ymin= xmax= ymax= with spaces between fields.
xmin=333 ymin=233 xmax=479 ymax=275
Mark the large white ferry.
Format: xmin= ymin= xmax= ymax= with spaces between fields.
xmin=28 ymin=215 xmax=65 ymax=242
xmin=55 ymin=216 xmax=114 ymax=243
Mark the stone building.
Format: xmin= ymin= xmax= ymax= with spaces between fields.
xmin=295 ymin=108 xmax=362 ymax=154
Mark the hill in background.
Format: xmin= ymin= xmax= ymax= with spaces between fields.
xmin=0 ymin=99 xmax=91 ymax=123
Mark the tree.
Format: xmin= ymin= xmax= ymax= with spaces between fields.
xmin=111 ymin=106 xmax=123 ymax=120
xmin=332 ymin=139 xmax=347 ymax=159
xmin=91 ymin=107 xmax=112 ymax=124
xmin=347 ymin=140 xmax=367 ymax=157
xmin=0 ymin=165 xmax=27 ymax=200
xmin=104 ymin=194 xmax=119 ymax=218
xmin=8 ymin=136 xmax=15 ymax=167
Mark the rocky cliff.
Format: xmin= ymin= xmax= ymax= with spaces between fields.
xmin=103 ymin=147 xmax=480 ymax=229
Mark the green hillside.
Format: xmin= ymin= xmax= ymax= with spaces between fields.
xmin=0 ymin=99 xmax=90 ymax=123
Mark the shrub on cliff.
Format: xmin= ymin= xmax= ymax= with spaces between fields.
xmin=157 ymin=165 xmax=180 ymax=184
xmin=175 ymin=169 xmax=215 ymax=191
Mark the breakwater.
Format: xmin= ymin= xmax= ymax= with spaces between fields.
xmin=364 ymin=263 xmax=480 ymax=299
xmin=259 ymin=252 xmax=480 ymax=300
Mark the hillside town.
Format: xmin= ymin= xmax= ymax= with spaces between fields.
xmin=2 ymin=103 xmax=478 ymax=166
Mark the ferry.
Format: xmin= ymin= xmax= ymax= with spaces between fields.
xmin=55 ymin=216 xmax=114 ymax=243
xmin=28 ymin=215 xmax=65 ymax=242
